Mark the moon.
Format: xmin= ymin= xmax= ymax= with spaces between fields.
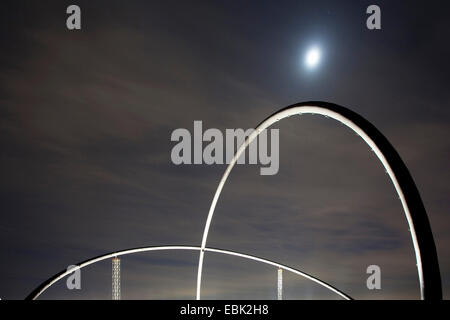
xmin=305 ymin=46 xmax=321 ymax=69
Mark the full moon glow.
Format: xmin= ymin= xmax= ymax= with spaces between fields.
xmin=305 ymin=46 xmax=321 ymax=68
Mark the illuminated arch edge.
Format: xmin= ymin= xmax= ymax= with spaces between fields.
xmin=196 ymin=101 xmax=442 ymax=300
xmin=26 ymin=245 xmax=352 ymax=300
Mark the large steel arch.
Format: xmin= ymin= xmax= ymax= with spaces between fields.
xmin=197 ymin=101 xmax=442 ymax=300
xmin=26 ymin=245 xmax=351 ymax=300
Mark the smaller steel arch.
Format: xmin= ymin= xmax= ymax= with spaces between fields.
xmin=26 ymin=245 xmax=352 ymax=300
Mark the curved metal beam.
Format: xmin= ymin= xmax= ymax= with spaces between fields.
xmin=26 ymin=245 xmax=351 ymax=300
xmin=196 ymin=101 xmax=442 ymax=300
xmin=205 ymin=247 xmax=351 ymax=300
xmin=26 ymin=246 xmax=198 ymax=300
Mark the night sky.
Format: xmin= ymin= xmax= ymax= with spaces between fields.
xmin=1 ymin=1 xmax=449 ymax=299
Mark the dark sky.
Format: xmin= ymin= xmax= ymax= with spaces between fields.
xmin=0 ymin=0 xmax=449 ymax=299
